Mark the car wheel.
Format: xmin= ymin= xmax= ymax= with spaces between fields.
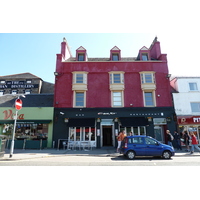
xmin=162 ymin=151 xmax=171 ymax=159
xmin=126 ymin=151 xmax=135 ymax=160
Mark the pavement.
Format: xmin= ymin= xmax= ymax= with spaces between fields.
xmin=1 ymin=146 xmax=200 ymax=161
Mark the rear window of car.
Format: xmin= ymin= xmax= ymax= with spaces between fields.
xmin=128 ymin=137 xmax=143 ymax=144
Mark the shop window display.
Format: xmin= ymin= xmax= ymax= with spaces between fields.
xmin=69 ymin=127 xmax=95 ymax=141
xmin=2 ymin=123 xmax=48 ymax=140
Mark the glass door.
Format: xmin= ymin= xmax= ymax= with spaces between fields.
xmin=154 ymin=126 xmax=164 ymax=143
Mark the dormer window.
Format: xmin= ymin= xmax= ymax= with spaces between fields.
xmin=78 ymin=53 xmax=85 ymax=61
xmin=112 ymin=54 xmax=119 ymax=61
xmin=110 ymin=46 xmax=121 ymax=61
xmin=76 ymin=46 xmax=87 ymax=61
xmin=139 ymin=46 xmax=150 ymax=61
xmin=142 ymin=53 xmax=149 ymax=61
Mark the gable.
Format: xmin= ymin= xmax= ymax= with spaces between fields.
xmin=140 ymin=46 xmax=149 ymax=50
xmin=76 ymin=46 xmax=86 ymax=51
xmin=111 ymin=46 xmax=120 ymax=51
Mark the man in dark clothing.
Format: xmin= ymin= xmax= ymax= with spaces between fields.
xmin=166 ymin=130 xmax=173 ymax=146
xmin=174 ymin=131 xmax=182 ymax=150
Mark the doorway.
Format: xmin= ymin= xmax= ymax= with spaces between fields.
xmin=103 ymin=126 xmax=112 ymax=146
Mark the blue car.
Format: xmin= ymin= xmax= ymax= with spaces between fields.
xmin=121 ymin=135 xmax=175 ymax=159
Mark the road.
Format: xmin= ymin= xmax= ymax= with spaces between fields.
xmin=1 ymin=154 xmax=200 ymax=166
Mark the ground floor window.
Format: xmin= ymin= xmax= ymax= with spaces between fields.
xmin=179 ymin=125 xmax=200 ymax=143
xmin=120 ymin=126 xmax=146 ymax=136
xmin=2 ymin=123 xmax=48 ymax=140
xmin=69 ymin=127 xmax=95 ymax=141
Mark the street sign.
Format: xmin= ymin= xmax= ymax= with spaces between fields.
xmin=15 ymin=98 xmax=22 ymax=110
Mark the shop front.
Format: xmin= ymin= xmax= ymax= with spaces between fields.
xmin=177 ymin=116 xmax=200 ymax=143
xmin=0 ymin=107 xmax=54 ymax=149
xmin=53 ymin=107 xmax=176 ymax=149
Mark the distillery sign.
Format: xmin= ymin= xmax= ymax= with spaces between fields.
xmin=178 ymin=116 xmax=200 ymax=125
xmin=0 ymin=81 xmax=38 ymax=89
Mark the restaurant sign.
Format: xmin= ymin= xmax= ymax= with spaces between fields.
xmin=0 ymin=81 xmax=38 ymax=89
xmin=178 ymin=116 xmax=200 ymax=125
xmin=3 ymin=109 xmax=24 ymax=120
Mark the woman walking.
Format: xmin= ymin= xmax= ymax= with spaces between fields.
xmin=190 ymin=132 xmax=200 ymax=154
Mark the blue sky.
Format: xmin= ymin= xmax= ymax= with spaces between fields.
xmin=1 ymin=33 xmax=200 ymax=83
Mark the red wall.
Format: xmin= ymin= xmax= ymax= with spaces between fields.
xmin=54 ymin=60 xmax=173 ymax=108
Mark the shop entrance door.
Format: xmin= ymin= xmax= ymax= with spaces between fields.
xmin=154 ymin=126 xmax=164 ymax=143
xmin=103 ymin=126 xmax=112 ymax=146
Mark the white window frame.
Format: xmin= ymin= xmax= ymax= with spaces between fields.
xmin=112 ymin=91 xmax=123 ymax=107
xmin=109 ymin=72 xmax=124 ymax=84
xmin=25 ymin=89 xmax=31 ymax=94
xmin=112 ymin=53 xmax=119 ymax=61
xmin=69 ymin=127 xmax=96 ymax=142
xmin=72 ymin=72 xmax=88 ymax=84
xmin=74 ymin=91 xmax=86 ymax=107
xmin=191 ymin=102 xmax=200 ymax=112
xmin=142 ymin=53 xmax=149 ymax=61
xmin=144 ymin=91 xmax=156 ymax=107
xmin=78 ymin=53 xmax=85 ymax=61
xmin=189 ymin=82 xmax=198 ymax=91
xmin=26 ymin=80 xmax=32 ymax=84
xmin=11 ymin=90 xmax=18 ymax=95
xmin=140 ymin=72 xmax=155 ymax=84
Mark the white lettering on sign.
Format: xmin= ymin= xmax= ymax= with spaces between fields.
xmin=193 ymin=118 xmax=200 ymax=123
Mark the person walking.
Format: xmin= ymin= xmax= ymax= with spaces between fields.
xmin=116 ymin=131 xmax=125 ymax=153
xmin=183 ymin=131 xmax=190 ymax=152
xmin=190 ymin=132 xmax=200 ymax=154
xmin=166 ymin=130 xmax=173 ymax=147
xmin=174 ymin=130 xmax=182 ymax=150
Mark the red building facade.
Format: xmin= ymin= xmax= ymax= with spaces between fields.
xmin=53 ymin=37 xmax=176 ymax=149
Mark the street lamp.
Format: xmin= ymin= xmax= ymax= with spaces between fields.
xmin=9 ymin=95 xmax=25 ymax=158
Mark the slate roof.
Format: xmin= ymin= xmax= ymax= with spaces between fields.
xmin=0 ymin=94 xmax=54 ymax=107
xmin=0 ymin=73 xmax=42 ymax=80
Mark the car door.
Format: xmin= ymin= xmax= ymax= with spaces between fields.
xmin=144 ymin=137 xmax=163 ymax=156
xmin=131 ymin=137 xmax=146 ymax=156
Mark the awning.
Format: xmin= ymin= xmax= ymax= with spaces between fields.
xmin=68 ymin=118 xmax=95 ymax=127
xmin=120 ymin=117 xmax=148 ymax=127
xmin=0 ymin=120 xmax=52 ymax=124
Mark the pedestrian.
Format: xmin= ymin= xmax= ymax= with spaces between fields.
xmin=129 ymin=131 xmax=133 ymax=136
xmin=166 ymin=130 xmax=173 ymax=147
xmin=174 ymin=130 xmax=182 ymax=150
xmin=116 ymin=131 xmax=125 ymax=153
xmin=183 ymin=131 xmax=190 ymax=152
xmin=190 ymin=132 xmax=200 ymax=154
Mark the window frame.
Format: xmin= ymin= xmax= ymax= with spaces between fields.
xmin=141 ymin=53 xmax=149 ymax=61
xmin=109 ymin=72 xmax=124 ymax=84
xmin=78 ymin=53 xmax=85 ymax=61
xmin=140 ymin=72 xmax=155 ymax=84
xmin=112 ymin=53 xmax=119 ymax=61
xmin=144 ymin=91 xmax=156 ymax=107
xmin=189 ymin=82 xmax=198 ymax=91
xmin=72 ymin=72 xmax=88 ymax=84
xmin=190 ymin=102 xmax=200 ymax=112
xmin=112 ymin=91 xmax=123 ymax=107
xmin=74 ymin=91 xmax=86 ymax=107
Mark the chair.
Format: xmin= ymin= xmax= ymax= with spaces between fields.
xmin=74 ymin=141 xmax=81 ymax=151
xmin=62 ymin=141 xmax=68 ymax=150
xmin=67 ymin=141 xmax=74 ymax=150
xmin=90 ymin=141 xmax=96 ymax=150
xmin=80 ymin=141 xmax=90 ymax=151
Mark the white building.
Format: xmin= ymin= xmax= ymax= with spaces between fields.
xmin=171 ymin=77 xmax=200 ymax=141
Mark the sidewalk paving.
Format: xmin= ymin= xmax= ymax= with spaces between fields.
xmin=0 ymin=147 xmax=200 ymax=161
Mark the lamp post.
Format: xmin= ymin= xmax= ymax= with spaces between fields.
xmin=9 ymin=95 xmax=24 ymax=158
